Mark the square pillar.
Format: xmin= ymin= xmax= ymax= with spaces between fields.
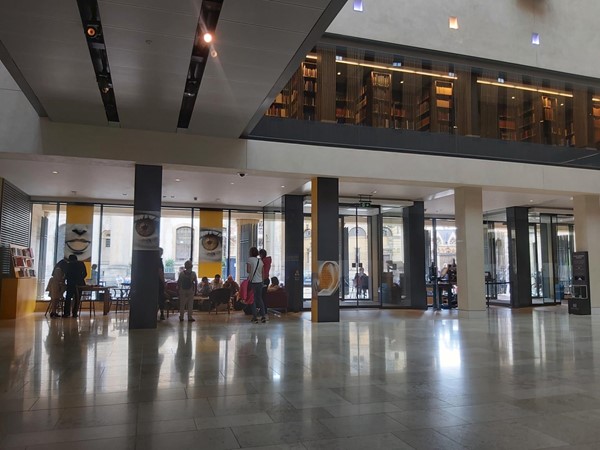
xmin=311 ymin=177 xmax=339 ymax=322
xmin=403 ymin=201 xmax=427 ymax=309
xmin=455 ymin=187 xmax=486 ymax=313
xmin=130 ymin=164 xmax=162 ymax=329
xmin=506 ymin=207 xmax=532 ymax=308
xmin=284 ymin=195 xmax=304 ymax=312
xmin=573 ymin=195 xmax=600 ymax=311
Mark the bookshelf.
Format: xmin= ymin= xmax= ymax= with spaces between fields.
xmin=355 ymin=71 xmax=392 ymax=127
xmin=10 ymin=245 xmax=35 ymax=278
xmin=302 ymin=61 xmax=317 ymax=121
xmin=416 ymin=84 xmax=431 ymax=131
xmin=435 ymin=80 xmax=454 ymax=133
xmin=592 ymin=100 xmax=600 ymax=148
xmin=266 ymin=91 xmax=290 ymax=118
xmin=518 ymin=95 xmax=536 ymax=142
xmin=498 ymin=107 xmax=517 ymax=141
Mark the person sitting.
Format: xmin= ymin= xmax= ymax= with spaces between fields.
xmin=211 ymin=274 xmax=224 ymax=290
xmin=198 ymin=276 xmax=211 ymax=297
xmin=267 ymin=276 xmax=281 ymax=292
xmin=223 ymin=275 xmax=240 ymax=298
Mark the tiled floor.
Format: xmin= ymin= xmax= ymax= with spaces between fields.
xmin=0 ymin=306 xmax=598 ymax=449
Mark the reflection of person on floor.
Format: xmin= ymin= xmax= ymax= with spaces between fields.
xmin=175 ymin=326 xmax=194 ymax=383
xmin=353 ymin=267 xmax=369 ymax=298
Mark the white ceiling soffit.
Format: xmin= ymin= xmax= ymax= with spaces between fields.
xmin=0 ymin=0 xmax=107 ymax=125
xmin=187 ymin=0 xmax=343 ymax=138
xmin=99 ymin=0 xmax=201 ymax=132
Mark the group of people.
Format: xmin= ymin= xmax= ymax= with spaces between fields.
xmin=157 ymin=246 xmax=277 ymax=324
xmin=46 ymin=254 xmax=88 ymax=318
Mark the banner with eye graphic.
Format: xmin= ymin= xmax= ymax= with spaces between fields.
xmin=133 ymin=211 xmax=160 ymax=251
xmin=65 ymin=205 xmax=93 ymax=276
xmin=198 ymin=210 xmax=223 ymax=277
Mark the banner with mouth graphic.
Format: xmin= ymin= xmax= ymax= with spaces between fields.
xmin=65 ymin=205 xmax=93 ymax=276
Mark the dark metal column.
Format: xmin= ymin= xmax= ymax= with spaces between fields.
xmin=403 ymin=201 xmax=427 ymax=309
xmin=507 ymin=206 xmax=532 ymax=308
xmin=311 ymin=177 xmax=339 ymax=322
xmin=130 ymin=164 xmax=162 ymax=329
xmin=283 ymin=195 xmax=304 ymax=312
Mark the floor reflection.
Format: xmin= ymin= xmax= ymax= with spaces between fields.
xmin=0 ymin=306 xmax=599 ymax=448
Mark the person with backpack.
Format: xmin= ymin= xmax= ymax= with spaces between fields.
xmin=177 ymin=260 xmax=198 ymax=322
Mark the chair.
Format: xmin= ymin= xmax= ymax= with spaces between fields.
xmin=265 ymin=289 xmax=288 ymax=313
xmin=113 ymin=288 xmax=130 ymax=313
xmin=208 ymin=288 xmax=231 ymax=314
xmin=77 ymin=287 xmax=95 ymax=316
xmin=44 ymin=298 xmax=64 ymax=317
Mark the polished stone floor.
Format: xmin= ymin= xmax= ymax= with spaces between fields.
xmin=1 ymin=306 xmax=599 ymax=449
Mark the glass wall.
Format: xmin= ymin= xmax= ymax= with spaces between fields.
xmin=31 ymin=203 xmax=267 ymax=299
xmin=484 ymin=221 xmax=510 ymax=304
xmin=264 ymin=198 xmax=285 ymax=287
xmin=266 ymin=41 xmax=600 ymax=150
xmin=380 ymin=209 xmax=406 ymax=307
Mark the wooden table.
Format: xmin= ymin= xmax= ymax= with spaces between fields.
xmin=77 ymin=285 xmax=117 ymax=315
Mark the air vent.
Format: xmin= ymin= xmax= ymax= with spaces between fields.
xmin=177 ymin=0 xmax=224 ymax=129
xmin=76 ymin=0 xmax=119 ymax=123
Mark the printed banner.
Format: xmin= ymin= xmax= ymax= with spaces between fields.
xmin=198 ymin=210 xmax=223 ymax=277
xmin=133 ymin=210 xmax=160 ymax=251
xmin=65 ymin=205 xmax=93 ymax=263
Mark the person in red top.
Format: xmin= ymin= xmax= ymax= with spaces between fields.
xmin=259 ymin=249 xmax=272 ymax=286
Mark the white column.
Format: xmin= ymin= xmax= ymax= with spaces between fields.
xmin=454 ymin=186 xmax=486 ymax=316
xmin=573 ymin=195 xmax=600 ymax=312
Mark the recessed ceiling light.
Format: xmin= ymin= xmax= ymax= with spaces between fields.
xmin=511 ymin=96 xmax=516 ymax=99
xmin=529 ymin=199 xmax=534 ymax=203
xmin=52 ymin=171 xmax=58 ymax=174
xmin=449 ymin=16 xmax=459 ymax=30
xmin=353 ymin=0 xmax=363 ymax=12
xmin=203 ymin=32 xmax=213 ymax=43
xmin=531 ymin=33 xmax=540 ymax=45
xmin=230 ymin=182 xmax=235 ymax=185
xmin=211 ymin=49 xmax=218 ymax=58
xmin=175 ymin=178 xmax=181 ymax=182
xmin=400 ymin=80 xmax=404 ymax=84
xmin=372 ymin=190 xmax=377 ymax=194
xmin=560 ymin=103 xmax=564 ymax=106
xmin=281 ymin=185 xmax=285 ymax=188
xmin=337 ymin=72 xmax=341 ymax=76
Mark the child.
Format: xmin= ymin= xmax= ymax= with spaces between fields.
xmin=46 ymin=267 xmax=65 ymax=318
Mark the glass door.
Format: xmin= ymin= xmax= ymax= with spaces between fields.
xmin=340 ymin=204 xmax=380 ymax=307
xmin=380 ymin=207 xmax=407 ymax=307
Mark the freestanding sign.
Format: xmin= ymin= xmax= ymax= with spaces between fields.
xmin=569 ymin=251 xmax=591 ymax=315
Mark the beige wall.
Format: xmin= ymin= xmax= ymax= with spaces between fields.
xmin=328 ymin=1 xmax=600 ymax=79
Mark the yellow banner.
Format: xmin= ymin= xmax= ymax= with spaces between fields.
xmin=198 ymin=210 xmax=223 ymax=278
xmin=66 ymin=204 xmax=93 ymax=275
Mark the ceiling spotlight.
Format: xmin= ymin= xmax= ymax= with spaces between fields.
xmin=175 ymin=178 xmax=181 ymax=182
xmin=203 ymin=32 xmax=213 ymax=43
xmin=85 ymin=22 xmax=101 ymax=39
xmin=52 ymin=171 xmax=58 ymax=174
xmin=211 ymin=49 xmax=218 ymax=58
xmin=281 ymin=185 xmax=285 ymax=188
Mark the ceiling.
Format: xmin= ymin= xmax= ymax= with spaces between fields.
xmin=0 ymin=154 xmax=575 ymax=215
xmin=0 ymin=0 xmax=342 ymax=136
xmin=0 ymin=1 xmax=579 ymax=217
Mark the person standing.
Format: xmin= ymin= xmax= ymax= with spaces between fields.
xmin=247 ymin=247 xmax=266 ymax=323
xmin=46 ymin=266 xmax=65 ymax=318
xmin=177 ymin=260 xmax=197 ymax=322
xmin=259 ymin=249 xmax=272 ymax=286
xmin=158 ymin=247 xmax=166 ymax=320
xmin=64 ymin=254 xmax=87 ymax=317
